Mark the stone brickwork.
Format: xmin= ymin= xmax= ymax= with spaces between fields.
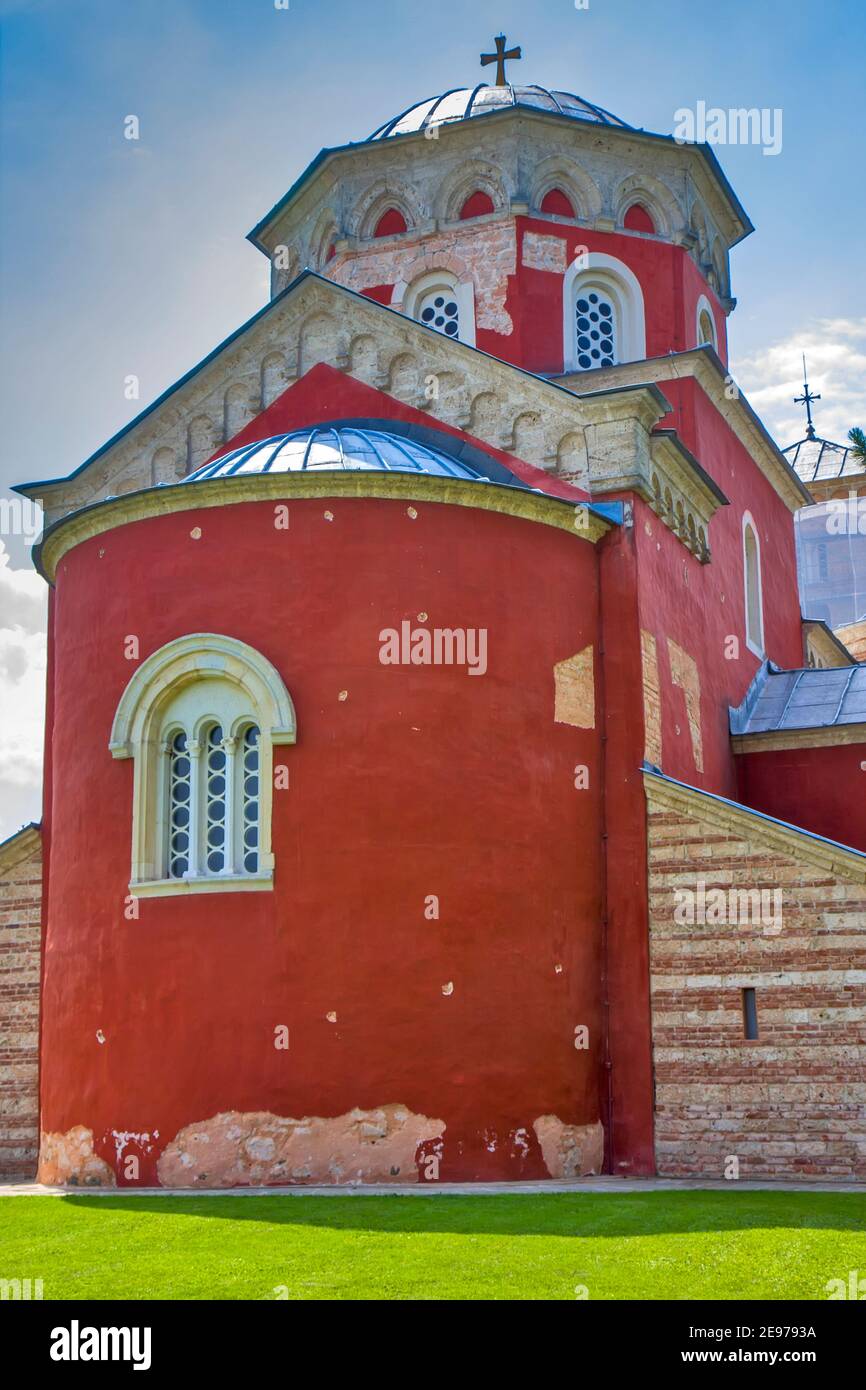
xmin=0 ymin=825 xmax=42 ymax=1178
xmin=646 ymin=772 xmax=866 ymax=1180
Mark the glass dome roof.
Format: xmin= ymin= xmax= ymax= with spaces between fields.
xmin=369 ymin=84 xmax=631 ymax=140
xmin=184 ymin=426 xmax=492 ymax=483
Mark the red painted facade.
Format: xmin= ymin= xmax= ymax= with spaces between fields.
xmin=736 ymin=744 xmax=866 ymax=853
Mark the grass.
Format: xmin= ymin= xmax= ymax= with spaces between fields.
xmin=1 ymin=1191 xmax=864 ymax=1300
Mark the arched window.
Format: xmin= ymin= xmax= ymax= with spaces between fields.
xmin=562 ymin=252 xmax=646 ymax=372
xmin=624 ymin=203 xmax=655 ymax=234
xmin=540 ymin=188 xmax=575 ymax=218
xmin=110 ymin=634 xmax=296 ymax=895
xmin=403 ymin=270 xmax=476 ymax=347
xmin=373 ymin=208 xmax=407 ymax=238
xmin=742 ymin=515 xmax=765 ymax=656
xmin=459 ymin=191 xmax=495 ymax=220
xmin=695 ymin=295 xmax=718 ymax=350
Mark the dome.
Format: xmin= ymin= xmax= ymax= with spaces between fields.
xmin=184 ymin=426 xmax=503 ymax=484
xmin=369 ymin=84 xmax=631 ymax=140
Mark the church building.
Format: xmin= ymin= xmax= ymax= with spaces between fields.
xmin=2 ymin=42 xmax=864 ymax=1186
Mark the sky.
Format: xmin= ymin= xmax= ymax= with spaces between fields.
xmin=0 ymin=0 xmax=864 ymax=839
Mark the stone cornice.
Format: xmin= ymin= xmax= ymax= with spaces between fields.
xmin=559 ymin=347 xmax=812 ymax=513
xmin=731 ymin=724 xmax=866 ymax=754
xmin=34 ymin=472 xmax=613 ymax=586
xmin=0 ymin=823 xmax=41 ymax=873
xmin=643 ymin=767 xmax=866 ymax=881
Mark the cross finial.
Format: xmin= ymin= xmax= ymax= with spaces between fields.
xmin=794 ymin=354 xmax=821 ymax=441
xmin=480 ymin=33 xmax=521 ymax=87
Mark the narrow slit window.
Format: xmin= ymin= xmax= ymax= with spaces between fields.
xmin=742 ymin=987 xmax=758 ymax=1040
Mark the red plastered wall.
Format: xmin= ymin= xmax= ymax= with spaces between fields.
xmin=736 ymin=744 xmax=866 ymax=853
xmin=41 ymin=494 xmax=607 ymax=1185
xmin=631 ymin=378 xmax=804 ymax=798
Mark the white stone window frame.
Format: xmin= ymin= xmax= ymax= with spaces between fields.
xmin=742 ymin=513 xmax=766 ymax=657
xmin=401 ymin=270 xmax=476 ymax=348
xmin=110 ymin=633 xmax=296 ymax=898
xmin=695 ymin=294 xmax=718 ymax=351
xmin=562 ymin=252 xmax=646 ymax=373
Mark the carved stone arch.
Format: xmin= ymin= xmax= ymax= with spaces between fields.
xmin=350 ymin=179 xmax=426 ymax=239
xmin=151 ymin=446 xmax=180 ymax=485
xmin=391 ymin=251 xmax=472 ymax=310
xmin=710 ymin=238 xmax=729 ymax=298
xmin=556 ymin=431 xmax=589 ymax=489
xmin=306 ymin=208 xmax=340 ymax=270
xmin=424 ymin=369 xmax=469 ymax=426
xmin=511 ymin=411 xmax=546 ymax=467
xmin=469 ymin=391 xmax=502 ymax=443
xmin=348 ymin=333 xmax=380 ymax=386
xmin=271 ymin=244 xmax=301 ymax=297
xmin=188 ymin=415 xmax=221 ymax=472
xmin=224 ymin=381 xmax=256 ymax=440
xmin=387 ymin=352 xmax=421 ymax=404
xmin=298 ymin=311 xmax=345 ymax=376
xmin=689 ymin=201 xmax=710 ymax=261
xmin=434 ymin=159 xmax=510 ymax=223
xmin=612 ymin=173 xmax=680 ymax=239
xmin=529 ymin=155 xmax=602 ymax=221
xmin=261 ymin=351 xmax=289 ymax=408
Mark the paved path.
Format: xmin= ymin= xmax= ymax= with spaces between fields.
xmin=2 ymin=1177 xmax=864 ymax=1197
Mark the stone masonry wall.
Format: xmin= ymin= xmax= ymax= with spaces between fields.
xmin=0 ymin=827 xmax=42 ymax=1178
xmin=646 ymin=777 xmax=866 ymax=1180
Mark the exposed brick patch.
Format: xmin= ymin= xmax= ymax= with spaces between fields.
xmin=0 ymin=827 xmax=42 ymax=1179
xmin=646 ymin=786 xmax=866 ymax=1179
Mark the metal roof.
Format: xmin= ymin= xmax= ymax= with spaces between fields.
xmin=783 ymin=435 xmax=863 ymax=483
xmin=730 ymin=661 xmax=866 ymax=735
xmin=184 ymin=426 xmax=507 ymax=484
xmin=369 ymin=83 xmax=631 ymax=140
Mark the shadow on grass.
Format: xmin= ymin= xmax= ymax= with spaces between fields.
xmin=59 ymin=1189 xmax=866 ymax=1239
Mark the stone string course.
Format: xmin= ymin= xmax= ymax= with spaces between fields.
xmin=647 ymin=798 xmax=866 ymax=1180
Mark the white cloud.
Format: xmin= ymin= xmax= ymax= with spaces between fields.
xmin=733 ymin=317 xmax=866 ymax=450
xmin=0 ymin=542 xmax=46 ymax=837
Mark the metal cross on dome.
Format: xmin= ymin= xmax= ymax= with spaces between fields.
xmin=794 ymin=355 xmax=821 ymax=441
xmin=480 ymin=33 xmax=522 ymax=86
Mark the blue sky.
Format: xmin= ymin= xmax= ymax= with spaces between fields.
xmin=0 ymin=0 xmax=864 ymax=836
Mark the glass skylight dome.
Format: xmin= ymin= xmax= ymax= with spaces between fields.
xmin=369 ymin=84 xmax=631 ymax=140
xmin=184 ymin=426 xmax=491 ymax=483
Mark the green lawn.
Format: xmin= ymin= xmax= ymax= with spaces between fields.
xmin=2 ymin=1191 xmax=864 ymax=1300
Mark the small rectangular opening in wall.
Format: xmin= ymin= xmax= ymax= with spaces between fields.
xmin=742 ymin=987 xmax=758 ymax=1040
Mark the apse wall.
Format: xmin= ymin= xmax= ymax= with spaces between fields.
xmin=38 ymin=493 xmax=606 ymax=1186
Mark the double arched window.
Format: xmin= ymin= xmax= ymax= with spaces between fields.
xmin=110 ymin=634 xmax=296 ymax=896
xmin=562 ymin=253 xmax=646 ymax=373
xmin=165 ymin=719 xmax=261 ymax=880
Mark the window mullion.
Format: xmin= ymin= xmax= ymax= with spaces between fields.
xmin=187 ymin=738 xmax=204 ymax=878
xmin=222 ymin=736 xmax=238 ymax=875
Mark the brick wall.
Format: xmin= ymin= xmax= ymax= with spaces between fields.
xmin=646 ymin=772 xmax=866 ymax=1180
xmin=0 ymin=826 xmax=42 ymax=1178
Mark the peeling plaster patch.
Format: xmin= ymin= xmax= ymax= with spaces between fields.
xmin=521 ymin=231 xmax=568 ymax=274
xmin=338 ymin=690 xmax=348 ymax=702
xmin=190 ymin=527 xmax=202 ymax=540
xmin=667 ymin=637 xmax=704 ymax=772
xmin=110 ymin=1130 xmax=158 ymax=1164
xmin=407 ymin=506 xmax=418 ymax=519
xmin=532 ymin=1116 xmax=604 ymax=1178
xmin=554 ymin=646 xmax=595 ymax=728
xmin=441 ymin=981 xmax=454 ymax=996
xmin=326 ymin=1011 xmax=337 ymax=1023
xmin=509 ymin=1127 xmax=531 ymax=1158
xmin=95 ymin=1029 xmax=106 ymax=1044
xmin=157 ymin=1105 xmax=446 ymax=1187
xmin=640 ymin=630 xmax=663 ymax=765
xmin=554 ymin=963 xmax=563 ymax=974
xmin=38 ymin=1126 xmax=117 ymax=1187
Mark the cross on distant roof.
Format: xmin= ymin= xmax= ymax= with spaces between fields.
xmin=794 ymin=355 xmax=821 ymax=441
xmin=480 ymin=33 xmax=521 ymax=87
